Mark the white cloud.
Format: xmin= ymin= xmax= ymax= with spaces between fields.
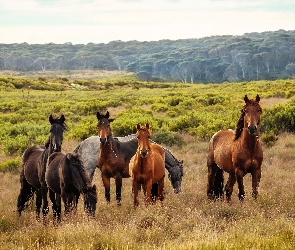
xmin=0 ymin=0 xmax=294 ymax=44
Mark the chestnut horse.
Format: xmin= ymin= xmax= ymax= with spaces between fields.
xmin=97 ymin=111 xmax=138 ymax=205
xmin=46 ymin=152 xmax=97 ymax=223
xmin=129 ymin=123 xmax=165 ymax=207
xmin=207 ymin=95 xmax=263 ymax=201
xmin=17 ymin=114 xmax=66 ymax=221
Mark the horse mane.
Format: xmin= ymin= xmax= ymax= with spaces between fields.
xmin=234 ymin=97 xmax=262 ymax=140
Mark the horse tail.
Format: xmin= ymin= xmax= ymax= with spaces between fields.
xmin=17 ymin=168 xmax=35 ymax=215
xmin=213 ymin=168 xmax=224 ymax=199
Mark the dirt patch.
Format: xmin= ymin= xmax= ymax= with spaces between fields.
xmin=260 ymin=97 xmax=289 ymax=108
xmin=0 ymin=70 xmax=132 ymax=80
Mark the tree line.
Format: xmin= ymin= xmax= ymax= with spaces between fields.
xmin=1 ymin=29 xmax=295 ymax=83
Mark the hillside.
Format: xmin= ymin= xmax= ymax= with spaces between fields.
xmin=1 ymin=29 xmax=295 ymax=83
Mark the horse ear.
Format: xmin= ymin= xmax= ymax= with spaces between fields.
xmin=256 ymin=94 xmax=260 ymax=102
xmin=49 ymin=114 xmax=54 ymax=124
xmin=146 ymin=123 xmax=150 ymax=129
xmin=105 ymin=111 xmax=110 ymax=119
xmin=244 ymin=95 xmax=249 ymax=103
xmin=59 ymin=114 xmax=65 ymax=124
xmin=96 ymin=112 xmax=102 ymax=120
xmin=136 ymin=123 xmax=141 ymax=130
xmin=92 ymin=184 xmax=97 ymax=191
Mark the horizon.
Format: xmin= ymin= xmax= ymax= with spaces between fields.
xmin=1 ymin=0 xmax=295 ymax=45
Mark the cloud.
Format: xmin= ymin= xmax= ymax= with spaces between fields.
xmin=0 ymin=0 xmax=294 ymax=44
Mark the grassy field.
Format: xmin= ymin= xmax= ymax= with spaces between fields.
xmin=1 ymin=73 xmax=295 ymax=249
xmin=1 ymin=133 xmax=295 ymax=249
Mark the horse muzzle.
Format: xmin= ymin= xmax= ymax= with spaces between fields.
xmin=100 ymin=137 xmax=107 ymax=145
xmin=52 ymin=145 xmax=61 ymax=152
xmin=140 ymin=150 xmax=148 ymax=158
xmin=247 ymin=125 xmax=257 ymax=135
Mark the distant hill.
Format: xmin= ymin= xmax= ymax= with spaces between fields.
xmin=1 ymin=29 xmax=295 ymax=83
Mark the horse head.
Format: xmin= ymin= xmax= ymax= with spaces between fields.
xmin=242 ymin=94 xmax=262 ymax=135
xmin=168 ymin=159 xmax=183 ymax=194
xmin=136 ymin=123 xmax=151 ymax=158
xmin=47 ymin=114 xmax=66 ymax=153
xmin=83 ymin=184 xmax=97 ymax=217
xmin=96 ymin=111 xmax=115 ymax=145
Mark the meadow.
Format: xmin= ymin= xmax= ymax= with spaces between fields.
xmin=1 ymin=72 xmax=295 ymax=249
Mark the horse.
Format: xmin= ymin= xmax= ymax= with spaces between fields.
xmin=96 ymin=111 xmax=137 ymax=205
xmin=45 ymin=152 xmax=97 ymax=223
xmin=129 ymin=123 xmax=165 ymax=207
xmin=17 ymin=114 xmax=66 ymax=221
xmin=207 ymin=94 xmax=263 ymax=202
xmin=74 ymin=134 xmax=183 ymax=194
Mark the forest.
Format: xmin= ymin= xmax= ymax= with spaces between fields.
xmin=1 ymin=29 xmax=295 ymax=83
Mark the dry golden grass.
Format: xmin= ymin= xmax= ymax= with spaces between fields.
xmin=1 ymin=134 xmax=295 ymax=249
xmin=0 ymin=70 xmax=131 ymax=80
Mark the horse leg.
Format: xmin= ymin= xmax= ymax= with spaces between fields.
xmin=41 ymin=182 xmax=49 ymax=224
xmin=235 ymin=168 xmax=246 ymax=201
xmin=144 ymin=179 xmax=153 ymax=205
xmin=251 ymin=168 xmax=261 ymax=199
xmin=35 ymin=189 xmax=42 ymax=220
xmin=115 ymin=175 xmax=122 ymax=206
xmin=49 ymin=189 xmax=58 ymax=224
xmin=17 ymin=176 xmax=34 ymax=216
xmin=224 ymin=173 xmax=236 ymax=202
xmin=214 ymin=168 xmax=224 ymax=200
xmin=56 ymin=194 xmax=61 ymax=223
xmin=61 ymin=187 xmax=71 ymax=216
xmin=158 ymin=178 xmax=165 ymax=203
xmin=101 ymin=173 xmax=111 ymax=203
xmin=151 ymin=183 xmax=158 ymax=203
xmin=207 ymin=162 xmax=218 ymax=200
xmin=133 ymin=180 xmax=139 ymax=207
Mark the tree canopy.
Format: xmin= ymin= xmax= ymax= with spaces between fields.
xmin=1 ymin=29 xmax=295 ymax=83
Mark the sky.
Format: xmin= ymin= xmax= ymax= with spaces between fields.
xmin=0 ymin=0 xmax=294 ymax=45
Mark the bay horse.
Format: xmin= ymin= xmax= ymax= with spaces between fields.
xmin=97 ymin=111 xmax=138 ymax=205
xmin=207 ymin=95 xmax=263 ymax=202
xmin=45 ymin=152 xmax=97 ymax=223
xmin=129 ymin=123 xmax=165 ymax=207
xmin=17 ymin=114 xmax=66 ymax=221
xmin=74 ymin=134 xmax=183 ymax=194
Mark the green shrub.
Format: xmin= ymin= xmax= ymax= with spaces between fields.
xmin=261 ymin=132 xmax=279 ymax=147
xmin=152 ymin=131 xmax=183 ymax=147
xmin=0 ymin=157 xmax=21 ymax=173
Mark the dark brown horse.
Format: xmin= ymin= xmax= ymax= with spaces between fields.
xmin=96 ymin=111 xmax=139 ymax=205
xmin=129 ymin=123 xmax=165 ymax=207
xmin=207 ymin=95 xmax=263 ymax=201
xmin=17 ymin=114 xmax=66 ymax=221
xmin=46 ymin=152 xmax=97 ymax=223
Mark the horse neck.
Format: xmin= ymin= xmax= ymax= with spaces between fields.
xmin=240 ymin=128 xmax=259 ymax=154
xmin=100 ymin=134 xmax=117 ymax=157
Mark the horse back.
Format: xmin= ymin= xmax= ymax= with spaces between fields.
xmin=208 ymin=130 xmax=235 ymax=173
xmin=22 ymin=145 xmax=45 ymax=189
